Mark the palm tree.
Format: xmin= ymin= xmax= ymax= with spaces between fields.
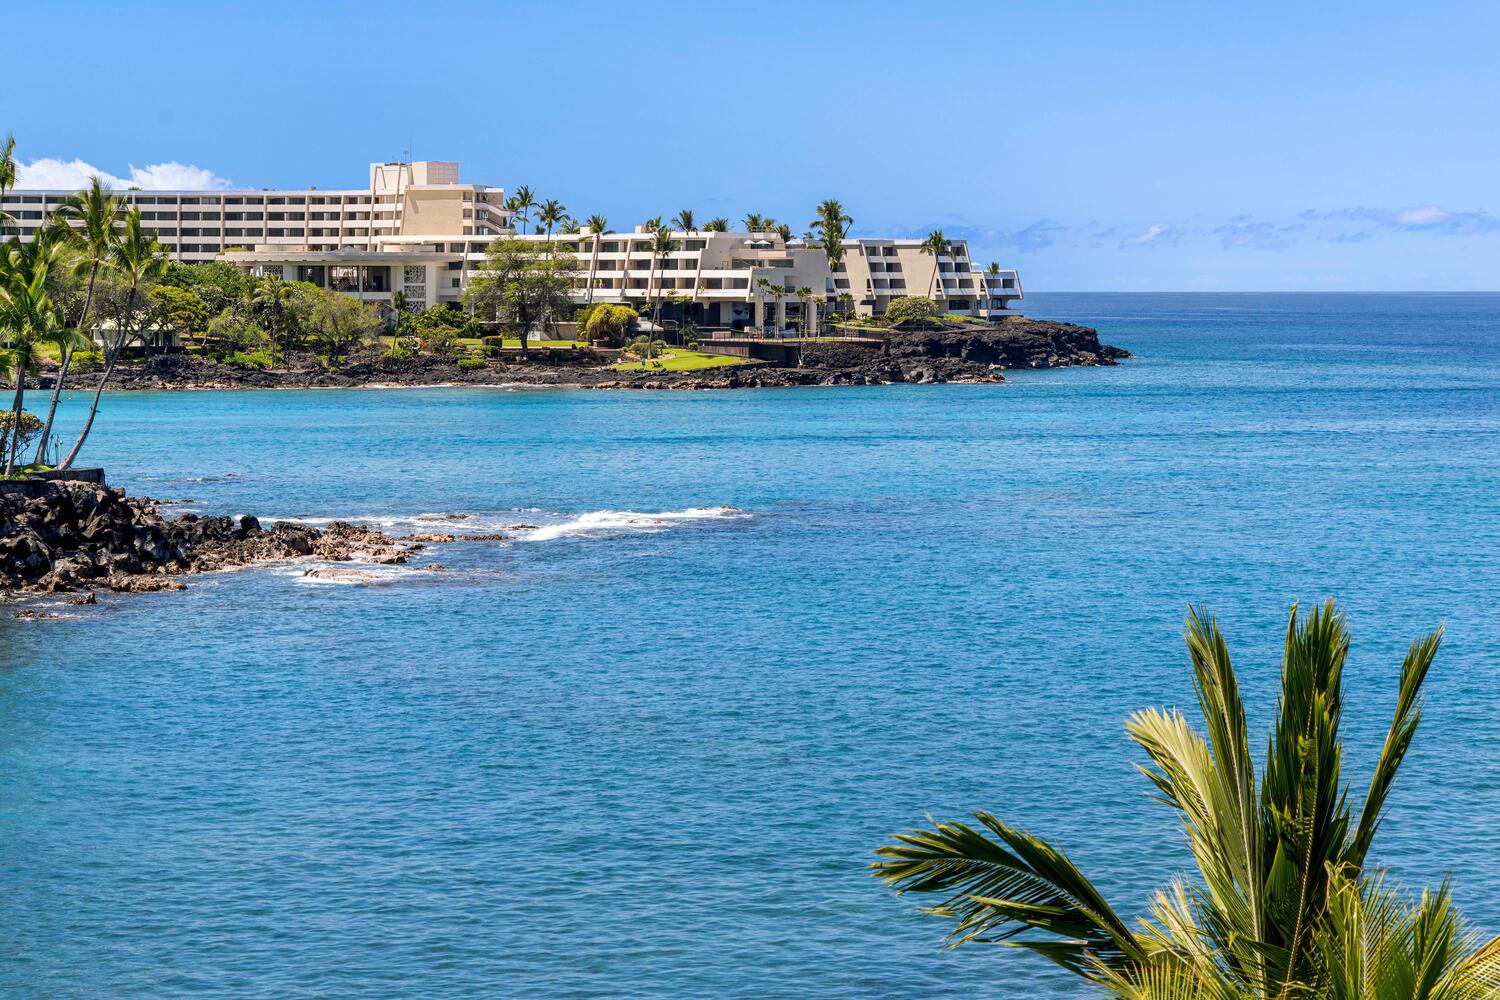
xmin=811 ymin=199 xmax=853 ymax=305
xmin=58 ymin=209 xmax=167 ymax=470
xmin=583 ymin=214 xmax=611 ymax=305
xmin=511 ymin=185 xmax=536 ymax=235
xmin=671 ymin=209 xmax=696 ymax=234
xmin=251 ymin=275 xmax=296 ymax=365
xmin=704 ymin=217 xmax=729 ymax=233
xmin=387 ymin=289 xmax=407 ymax=355
xmin=0 ymin=244 xmax=79 ymax=474
xmin=836 ymin=291 xmax=855 ymax=322
xmin=796 ymin=286 xmax=815 ymax=336
xmin=0 ymin=133 xmax=16 ymax=234
xmin=743 ymin=213 xmax=768 ymax=233
xmin=647 ymin=226 xmax=679 ymax=332
xmin=919 ymin=229 xmax=946 ymax=299
xmin=36 ymin=177 xmax=123 ymax=464
xmin=536 ymin=198 xmax=567 ymax=246
xmin=753 ymin=276 xmax=780 ymax=336
xmin=874 ymin=602 xmax=1500 ymax=998
xmin=642 ymin=215 xmax=663 ymax=233
xmin=774 ymin=223 xmax=793 ymax=244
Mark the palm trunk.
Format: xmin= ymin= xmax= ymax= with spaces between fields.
xmin=32 ymin=345 xmax=73 ymax=466
xmin=34 ymin=261 xmax=101 ymax=465
xmin=59 ymin=287 xmax=136 ymax=471
xmin=5 ymin=369 xmax=28 ymax=477
xmin=587 ymin=236 xmax=599 ymax=307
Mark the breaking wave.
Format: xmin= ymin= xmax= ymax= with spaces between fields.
xmin=265 ymin=507 xmax=748 ymax=543
xmin=522 ymin=507 xmax=745 ymax=542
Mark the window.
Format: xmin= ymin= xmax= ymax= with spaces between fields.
xmin=296 ymin=265 xmax=326 ymax=286
xmin=329 ymin=266 xmax=359 ymax=292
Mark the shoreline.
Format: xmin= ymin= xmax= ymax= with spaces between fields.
xmin=45 ymin=318 xmax=1128 ymax=394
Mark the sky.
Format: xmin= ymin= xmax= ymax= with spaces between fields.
xmin=7 ymin=0 xmax=1499 ymax=291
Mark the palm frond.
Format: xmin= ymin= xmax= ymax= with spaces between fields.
xmin=873 ymin=811 xmax=1145 ymax=974
xmin=1347 ymin=626 xmax=1443 ymax=869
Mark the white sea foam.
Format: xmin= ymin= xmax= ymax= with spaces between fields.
xmin=522 ymin=507 xmax=745 ymax=542
xmin=263 ymin=506 xmax=747 ymax=543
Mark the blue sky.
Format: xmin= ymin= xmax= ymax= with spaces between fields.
xmin=8 ymin=1 xmax=1499 ymax=290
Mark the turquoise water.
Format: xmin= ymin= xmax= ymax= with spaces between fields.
xmin=2 ymin=293 xmax=1497 ymax=998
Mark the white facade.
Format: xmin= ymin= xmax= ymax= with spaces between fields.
xmin=2 ymin=159 xmax=1023 ymax=328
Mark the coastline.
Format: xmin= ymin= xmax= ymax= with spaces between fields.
xmin=46 ymin=318 xmax=1128 ymax=394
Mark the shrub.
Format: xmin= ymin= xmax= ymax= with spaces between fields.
xmin=883 ymin=296 xmax=940 ymax=325
xmin=686 ymin=341 xmax=700 ymax=351
xmin=457 ymin=357 xmax=486 ymax=371
xmin=228 ymin=350 xmax=273 ymax=370
xmin=70 ymin=349 xmax=104 ymax=372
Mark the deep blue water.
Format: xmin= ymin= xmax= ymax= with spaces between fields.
xmin=1 ymin=292 xmax=1497 ymax=998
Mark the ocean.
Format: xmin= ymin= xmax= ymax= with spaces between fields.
xmin=2 ymin=292 xmax=1497 ymax=998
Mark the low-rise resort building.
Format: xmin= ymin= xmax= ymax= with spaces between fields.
xmin=2 ymin=159 xmax=1023 ymax=333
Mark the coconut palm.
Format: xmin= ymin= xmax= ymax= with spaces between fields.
xmin=58 ymin=209 xmax=167 ymax=470
xmin=919 ymin=229 xmax=946 ymax=299
xmin=874 ymin=602 xmax=1500 ymax=999
xmin=536 ymin=198 xmax=567 ymax=245
xmin=251 ymin=275 xmax=297 ymax=365
xmin=511 ymin=185 xmax=536 ymax=235
xmin=704 ymin=217 xmax=729 ymax=233
xmin=774 ymin=223 xmax=793 ymax=244
xmin=671 ymin=209 xmax=696 ymax=234
xmin=796 ymin=286 xmax=815 ymax=336
xmin=743 ymin=213 xmax=768 ymax=233
xmin=0 ymin=133 xmax=16 ymax=234
xmin=647 ymin=226 xmax=679 ymax=330
xmin=35 ymin=177 xmax=123 ymax=464
xmin=0 ymin=245 xmax=74 ymax=474
xmin=642 ymin=215 xmax=663 ymax=233
xmin=811 ymin=199 xmax=853 ymax=288
xmin=754 ymin=276 xmax=780 ymax=335
xmin=583 ymin=214 xmax=611 ymax=305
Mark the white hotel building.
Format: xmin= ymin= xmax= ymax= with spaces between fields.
xmin=2 ymin=159 xmax=1022 ymax=329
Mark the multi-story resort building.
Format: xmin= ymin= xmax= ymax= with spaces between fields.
xmin=2 ymin=159 xmax=1023 ymax=331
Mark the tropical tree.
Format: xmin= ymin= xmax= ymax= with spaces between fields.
xmin=580 ymin=303 xmax=637 ymax=345
xmin=743 ymin=213 xmax=768 ymax=233
xmin=0 ymin=245 xmax=72 ymax=473
xmin=250 ymin=274 xmax=297 ymax=365
xmin=642 ymin=215 xmax=663 ymax=233
xmin=704 ymin=217 xmax=729 ymax=233
xmin=309 ymin=291 xmax=379 ymax=364
xmin=874 ymin=602 xmax=1500 ymax=999
xmin=536 ymin=198 xmax=567 ymax=245
xmin=35 ymin=177 xmax=123 ymax=462
xmin=511 ymin=185 xmax=536 ymax=235
xmin=775 ymin=222 xmax=794 ymax=244
xmin=647 ymin=226 xmax=679 ymax=331
xmin=811 ymin=199 xmax=853 ymax=305
xmin=58 ymin=209 xmax=167 ymax=470
xmin=919 ymin=229 xmax=947 ymax=298
xmin=754 ymin=276 xmax=780 ymax=335
xmin=671 ymin=209 xmax=696 ymax=234
xmin=583 ymin=214 xmax=611 ymax=305
xmin=463 ymin=239 xmax=577 ymax=356
xmin=0 ymin=133 xmax=16 ymax=234
xmin=796 ymin=286 xmax=816 ymax=336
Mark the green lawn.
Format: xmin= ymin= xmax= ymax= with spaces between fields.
xmin=612 ymin=349 xmax=747 ymax=372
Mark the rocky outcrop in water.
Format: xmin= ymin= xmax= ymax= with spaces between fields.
xmin=0 ymin=481 xmax=414 ymax=595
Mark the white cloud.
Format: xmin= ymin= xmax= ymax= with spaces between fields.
xmin=1393 ymin=206 xmax=1449 ymax=226
xmin=14 ymin=157 xmax=232 ymax=191
xmin=1120 ymin=223 xmax=1177 ymax=248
